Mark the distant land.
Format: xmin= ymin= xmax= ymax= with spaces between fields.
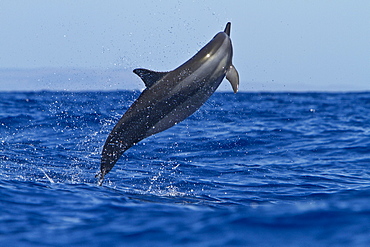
xmin=0 ymin=68 xmax=143 ymax=92
xmin=0 ymin=68 xmax=368 ymax=92
xmin=0 ymin=68 xmax=247 ymax=92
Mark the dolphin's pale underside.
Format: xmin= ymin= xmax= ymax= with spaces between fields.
xmin=98 ymin=22 xmax=239 ymax=184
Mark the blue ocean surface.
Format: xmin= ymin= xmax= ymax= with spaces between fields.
xmin=1 ymin=91 xmax=370 ymax=246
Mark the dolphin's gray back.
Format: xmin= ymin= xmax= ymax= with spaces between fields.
xmin=145 ymin=33 xmax=232 ymax=132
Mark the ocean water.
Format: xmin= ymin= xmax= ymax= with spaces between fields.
xmin=1 ymin=91 xmax=370 ymax=246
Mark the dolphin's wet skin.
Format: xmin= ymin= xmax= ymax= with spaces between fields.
xmin=98 ymin=22 xmax=239 ymax=185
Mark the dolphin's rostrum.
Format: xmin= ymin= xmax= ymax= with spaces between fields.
xmin=98 ymin=22 xmax=239 ymax=185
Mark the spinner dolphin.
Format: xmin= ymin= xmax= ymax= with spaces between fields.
xmin=98 ymin=22 xmax=239 ymax=184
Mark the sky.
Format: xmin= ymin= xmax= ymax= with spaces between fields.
xmin=0 ymin=0 xmax=369 ymax=92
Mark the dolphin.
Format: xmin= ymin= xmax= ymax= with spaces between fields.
xmin=97 ymin=22 xmax=239 ymax=185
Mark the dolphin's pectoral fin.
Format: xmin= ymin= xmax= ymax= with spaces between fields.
xmin=226 ymin=65 xmax=239 ymax=93
xmin=133 ymin=68 xmax=168 ymax=88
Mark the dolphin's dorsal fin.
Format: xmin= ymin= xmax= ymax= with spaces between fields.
xmin=226 ymin=65 xmax=239 ymax=93
xmin=133 ymin=68 xmax=168 ymax=88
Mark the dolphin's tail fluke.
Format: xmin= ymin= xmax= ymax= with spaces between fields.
xmin=98 ymin=138 xmax=125 ymax=185
xmin=98 ymin=120 xmax=142 ymax=185
xmin=95 ymin=172 xmax=105 ymax=186
xmin=224 ymin=22 xmax=231 ymax=36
